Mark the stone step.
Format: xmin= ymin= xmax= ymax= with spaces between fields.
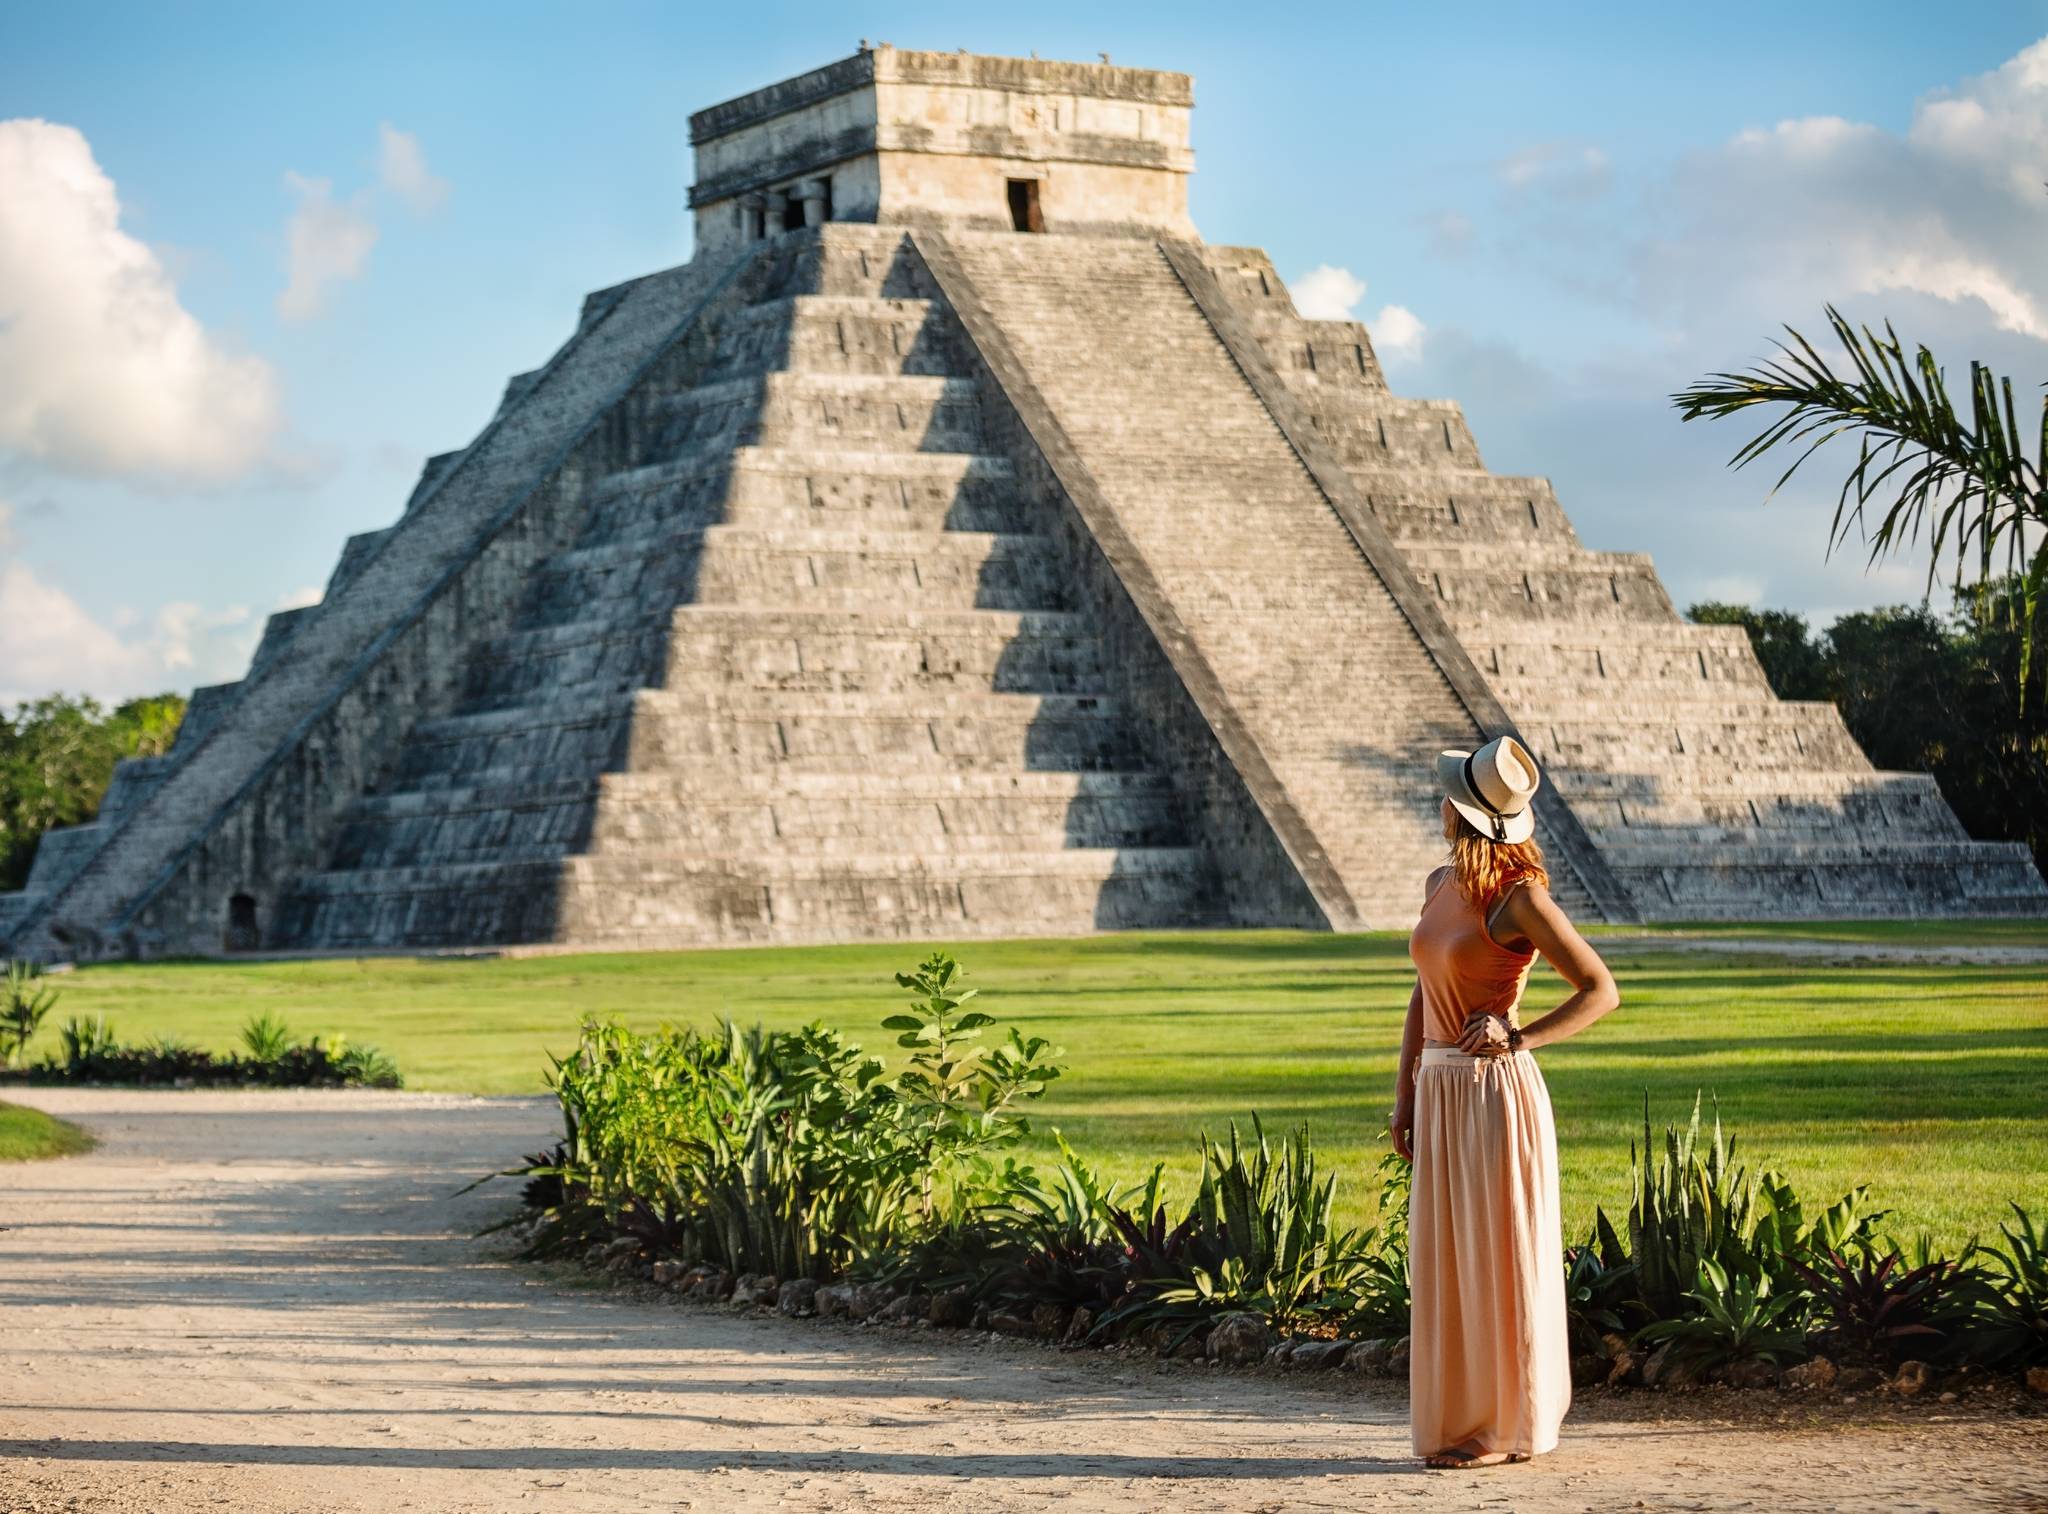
xmin=390 ymin=695 xmax=633 ymax=788
xmin=1612 ymin=839 xmax=2046 ymax=919
xmin=334 ymin=777 xmax=1184 ymax=869
xmin=1417 ymin=559 xmax=1674 ymax=622
xmin=1564 ymin=771 xmax=1969 ymax=840
xmin=625 ymin=688 xmax=1143 ymax=771
xmin=1473 ymin=632 xmax=1764 ymax=691
xmin=515 ymin=524 xmax=1067 ymax=627
xmin=689 ymin=525 xmax=1067 ymax=611
xmin=703 ymin=295 xmax=961 ymax=381
xmin=1536 ymin=708 xmax=1867 ymax=771
xmin=272 ymin=844 xmax=1215 ymax=948
xmin=576 ymin=446 xmax=1028 ymax=545
xmin=792 ymin=225 xmax=941 ymax=301
xmin=649 ymin=373 xmax=986 ymax=459
xmin=662 ymin=606 xmax=1108 ymax=693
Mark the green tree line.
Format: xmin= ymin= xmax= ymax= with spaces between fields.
xmin=0 ymin=694 xmax=186 ymax=892
xmin=1690 ymin=574 xmax=2046 ymax=874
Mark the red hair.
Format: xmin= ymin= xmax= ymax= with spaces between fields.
xmin=1442 ymin=805 xmax=1549 ymax=910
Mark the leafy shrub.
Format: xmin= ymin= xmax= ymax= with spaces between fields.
xmin=510 ymin=953 xmax=1062 ymax=1280
xmin=0 ymin=960 xmax=58 ymax=1069
xmin=1565 ymin=1210 xmax=1636 ymax=1353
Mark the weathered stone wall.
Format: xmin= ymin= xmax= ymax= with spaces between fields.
xmin=691 ymin=46 xmax=1195 ymax=257
xmin=3 ymin=246 xmax=766 ymax=959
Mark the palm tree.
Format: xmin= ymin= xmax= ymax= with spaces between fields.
xmin=1672 ymin=307 xmax=2046 ymax=706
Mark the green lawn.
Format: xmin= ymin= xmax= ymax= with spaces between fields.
xmin=14 ymin=927 xmax=2047 ymax=1247
xmin=0 ymin=1100 xmax=95 ymax=1162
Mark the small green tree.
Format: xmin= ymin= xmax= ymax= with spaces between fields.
xmin=0 ymin=959 xmax=59 ymax=1068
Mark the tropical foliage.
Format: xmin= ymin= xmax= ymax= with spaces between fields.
xmin=494 ymin=952 xmax=2046 ymax=1385
xmin=1672 ymin=307 xmax=2047 ymax=703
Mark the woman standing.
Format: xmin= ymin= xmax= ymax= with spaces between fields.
xmin=1389 ymin=736 xmax=1620 ymax=1469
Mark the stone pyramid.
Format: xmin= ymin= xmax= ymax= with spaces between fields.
xmin=4 ymin=46 xmax=2040 ymax=959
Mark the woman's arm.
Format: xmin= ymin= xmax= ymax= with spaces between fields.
xmin=1481 ymin=882 xmax=1619 ymax=1052
xmin=1390 ymin=865 xmax=1447 ymax=1158
xmin=1390 ymin=979 xmax=1423 ymax=1160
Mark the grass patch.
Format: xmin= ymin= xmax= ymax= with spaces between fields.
xmin=0 ymin=1101 xmax=94 ymax=1162
xmin=18 ymin=929 xmax=2048 ymax=1247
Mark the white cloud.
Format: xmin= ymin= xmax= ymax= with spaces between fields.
xmin=278 ymin=171 xmax=378 ymax=322
xmin=0 ymin=500 xmax=15 ymax=551
xmin=1375 ymin=34 xmax=2048 ymax=624
xmin=1370 ymin=304 xmax=1427 ymax=361
xmin=1644 ymin=40 xmax=2048 ymax=349
xmin=0 ymin=560 xmax=260 ymax=706
xmin=1292 ymin=264 xmax=1367 ymax=320
xmin=0 ymin=119 xmax=281 ymax=482
xmin=275 ymin=584 xmax=323 ymax=611
xmin=1496 ymin=141 xmax=1612 ymax=199
xmin=377 ymin=123 xmax=448 ymax=214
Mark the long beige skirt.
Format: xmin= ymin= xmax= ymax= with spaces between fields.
xmin=1408 ymin=1044 xmax=1571 ymax=1458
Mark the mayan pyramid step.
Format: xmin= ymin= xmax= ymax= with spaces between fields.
xmin=5 ymin=46 xmax=2035 ymax=961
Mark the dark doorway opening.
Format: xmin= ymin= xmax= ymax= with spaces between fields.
xmin=1006 ymin=178 xmax=1043 ymax=233
xmin=225 ymin=893 xmax=259 ymax=952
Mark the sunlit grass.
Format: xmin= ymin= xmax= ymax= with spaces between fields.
xmin=20 ymin=926 xmax=2047 ymax=1247
xmin=0 ymin=1100 xmax=95 ymax=1162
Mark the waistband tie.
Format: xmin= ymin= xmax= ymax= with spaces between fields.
xmin=1419 ymin=1044 xmax=1529 ymax=1083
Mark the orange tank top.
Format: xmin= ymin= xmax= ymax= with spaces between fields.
xmin=1408 ymin=872 xmax=1536 ymax=1043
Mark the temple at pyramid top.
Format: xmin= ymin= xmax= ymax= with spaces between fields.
xmin=688 ymin=45 xmax=1198 ymax=254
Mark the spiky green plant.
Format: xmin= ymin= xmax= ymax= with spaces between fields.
xmin=0 ymin=960 xmax=59 ymax=1069
xmin=239 ymin=1010 xmax=294 ymax=1064
xmin=1637 ymin=1258 xmax=1809 ymax=1371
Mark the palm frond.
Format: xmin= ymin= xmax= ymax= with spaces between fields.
xmin=1672 ymin=306 xmax=2047 ymax=700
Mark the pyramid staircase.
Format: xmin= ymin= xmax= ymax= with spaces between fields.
xmin=268 ymin=228 xmax=1213 ymax=948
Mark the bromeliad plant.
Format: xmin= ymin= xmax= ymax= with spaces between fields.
xmin=1791 ymin=1245 xmax=1993 ymax=1368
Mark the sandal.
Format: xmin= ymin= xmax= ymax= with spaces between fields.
xmin=1423 ymin=1444 xmax=1530 ymax=1469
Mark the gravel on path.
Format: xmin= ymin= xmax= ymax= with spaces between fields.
xmin=1 ymin=1088 xmax=2041 ymax=1513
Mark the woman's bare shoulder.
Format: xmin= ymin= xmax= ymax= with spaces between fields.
xmin=1423 ymin=864 xmax=1452 ymax=903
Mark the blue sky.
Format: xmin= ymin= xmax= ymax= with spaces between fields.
xmin=4 ymin=1 xmax=2047 ymax=703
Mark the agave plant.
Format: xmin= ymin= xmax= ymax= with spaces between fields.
xmin=1970 ymin=1204 xmax=2048 ymax=1368
xmin=1103 ymin=1116 xmax=1375 ymax=1335
xmin=1616 ymin=1093 xmax=1771 ymax=1320
xmin=1637 ymin=1258 xmax=1808 ymax=1371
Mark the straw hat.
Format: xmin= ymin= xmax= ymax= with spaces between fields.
xmin=1437 ymin=735 xmax=1540 ymax=844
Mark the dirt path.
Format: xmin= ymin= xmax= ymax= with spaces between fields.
xmin=1 ymin=1090 xmax=2041 ymax=1514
